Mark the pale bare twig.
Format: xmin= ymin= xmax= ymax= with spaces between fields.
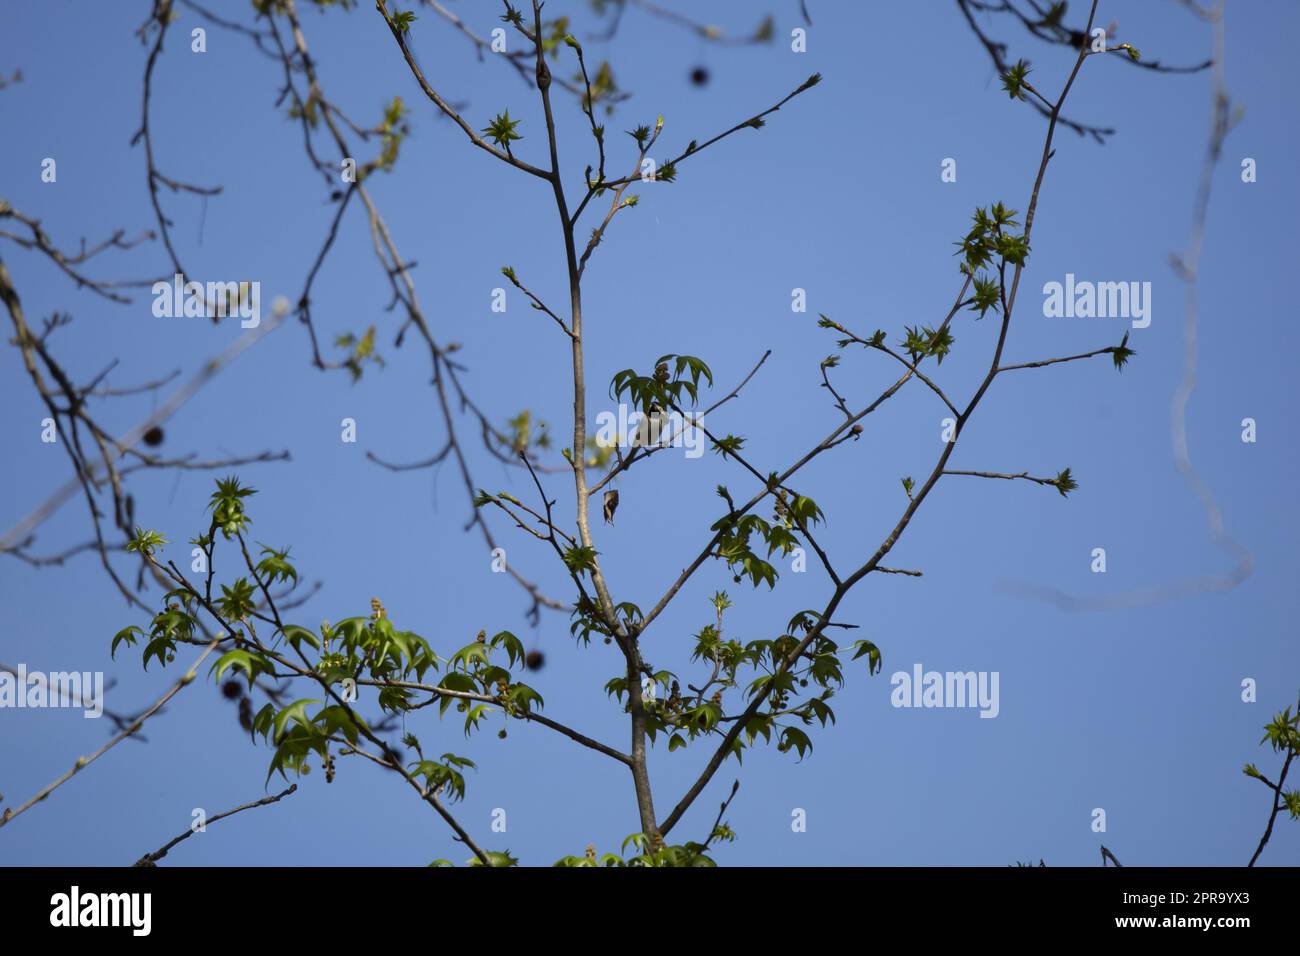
xmin=133 ymin=784 xmax=298 ymax=866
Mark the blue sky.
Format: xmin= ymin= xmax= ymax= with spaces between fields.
xmin=1 ymin=0 xmax=1298 ymax=866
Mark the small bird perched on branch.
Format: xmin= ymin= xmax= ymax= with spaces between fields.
xmin=603 ymin=489 xmax=619 ymax=525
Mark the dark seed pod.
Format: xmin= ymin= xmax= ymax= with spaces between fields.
xmin=690 ymin=66 xmax=710 ymax=87
xmin=142 ymin=425 xmax=164 ymax=447
xmin=221 ymin=680 xmax=243 ymax=700
xmin=525 ymin=649 xmax=545 ymax=671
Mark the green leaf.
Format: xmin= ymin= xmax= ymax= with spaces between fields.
xmin=283 ymin=624 xmax=321 ymax=653
xmin=850 ymin=639 xmax=883 ymax=675
xmin=217 ymin=578 xmax=257 ymax=622
xmin=1284 ymin=790 xmax=1300 ymax=820
xmin=315 ymin=704 xmax=366 ymax=746
xmin=561 ymin=544 xmax=600 ymax=576
xmin=251 ymin=702 xmax=275 ymax=742
xmin=142 ymin=636 xmax=176 ymax=672
xmin=273 ymin=699 xmax=320 ymax=743
xmin=469 ymin=850 xmax=519 ymax=867
xmin=621 ymin=832 xmax=647 ymax=855
xmin=778 ymin=726 xmax=812 ymax=760
xmin=111 ymin=625 xmax=144 ymax=660
xmin=463 ymin=703 xmax=493 ymax=737
xmin=1111 ymin=332 xmax=1136 ymax=371
xmin=211 ymin=649 xmax=272 ymax=690
xmin=483 ymin=109 xmax=523 ymax=148
xmin=994 ymin=232 xmax=1030 ymax=266
xmin=970 ymin=274 xmax=1001 ymax=318
xmin=1051 ymin=467 xmax=1078 ymax=498
xmin=507 ymin=683 xmax=545 ymax=713
xmin=789 ymin=494 xmax=824 ymax=526
xmin=489 ymin=630 xmax=526 ymax=669
xmin=126 ymin=528 xmax=168 ymax=556
xmin=711 ymin=434 xmax=746 ymax=457
xmin=206 ymin=476 xmax=256 ymax=539
xmin=451 ymin=641 xmax=491 ymax=671
xmin=1001 ymin=59 xmax=1031 ymax=100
